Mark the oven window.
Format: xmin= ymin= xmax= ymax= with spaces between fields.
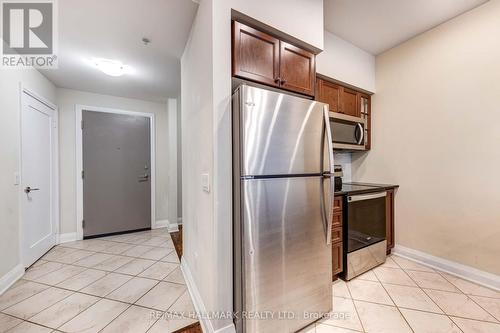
xmin=347 ymin=196 xmax=386 ymax=253
xmin=330 ymin=119 xmax=363 ymax=145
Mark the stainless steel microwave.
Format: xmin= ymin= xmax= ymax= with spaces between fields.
xmin=330 ymin=112 xmax=367 ymax=151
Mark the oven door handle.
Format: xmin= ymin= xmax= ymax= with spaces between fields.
xmin=348 ymin=191 xmax=387 ymax=202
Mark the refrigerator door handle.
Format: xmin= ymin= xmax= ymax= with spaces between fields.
xmin=324 ymin=106 xmax=335 ymax=173
xmin=323 ymin=106 xmax=335 ymax=245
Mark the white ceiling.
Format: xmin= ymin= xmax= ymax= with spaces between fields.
xmin=324 ymin=0 xmax=489 ymax=55
xmin=41 ymin=0 xmax=198 ymax=103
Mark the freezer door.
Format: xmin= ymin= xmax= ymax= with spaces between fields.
xmin=240 ymin=177 xmax=332 ymax=333
xmin=237 ymin=85 xmax=328 ymax=176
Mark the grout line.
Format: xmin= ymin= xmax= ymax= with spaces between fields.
xmin=467 ymin=297 xmax=500 ymax=323
xmin=0 ymin=288 xmax=77 ymax=329
xmin=375 ymin=278 xmax=416 ymax=333
xmin=0 ymin=282 xmax=52 ymax=314
xmin=30 ymin=290 xmax=101 ymax=331
xmin=1 ymin=230 xmax=193 ymax=333
xmin=437 ymin=270 xmax=500 ymax=323
xmin=401 ymin=265 xmax=452 ymax=318
xmin=345 ymin=284 xmax=366 ymax=332
xmin=90 ymin=302 xmax=133 ymax=333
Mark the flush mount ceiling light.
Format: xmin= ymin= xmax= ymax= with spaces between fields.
xmin=92 ymin=58 xmax=131 ymax=77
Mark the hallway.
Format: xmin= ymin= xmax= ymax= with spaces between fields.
xmin=0 ymin=228 xmax=199 ymax=332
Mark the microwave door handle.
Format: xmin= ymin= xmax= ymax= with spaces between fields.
xmin=356 ymin=123 xmax=364 ymax=145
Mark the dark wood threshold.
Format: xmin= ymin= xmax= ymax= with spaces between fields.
xmin=169 ymin=225 xmax=202 ymax=333
xmin=170 ymin=225 xmax=183 ymax=259
xmin=173 ymin=321 xmax=203 ymax=333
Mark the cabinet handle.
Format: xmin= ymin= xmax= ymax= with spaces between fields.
xmin=274 ymin=77 xmax=281 ymax=84
xmin=280 ymin=78 xmax=286 ymax=85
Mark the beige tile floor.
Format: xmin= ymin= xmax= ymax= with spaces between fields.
xmin=2 ymin=232 xmax=500 ymax=333
xmin=301 ymin=255 xmax=500 ymax=333
xmin=0 ymin=228 xmax=197 ymax=333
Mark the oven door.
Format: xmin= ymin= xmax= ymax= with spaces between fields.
xmin=347 ymin=191 xmax=386 ymax=253
xmin=330 ymin=113 xmax=366 ymax=151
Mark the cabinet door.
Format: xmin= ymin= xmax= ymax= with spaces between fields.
xmin=341 ymin=87 xmax=360 ymax=117
xmin=360 ymin=94 xmax=371 ymax=150
xmin=386 ymin=190 xmax=395 ymax=252
xmin=316 ymin=79 xmax=341 ymax=113
xmin=232 ymin=21 xmax=280 ymax=87
xmin=279 ymin=41 xmax=315 ymax=96
xmin=332 ymin=242 xmax=343 ymax=277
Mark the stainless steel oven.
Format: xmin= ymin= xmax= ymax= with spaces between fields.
xmin=344 ymin=191 xmax=387 ymax=280
xmin=330 ymin=112 xmax=366 ymax=151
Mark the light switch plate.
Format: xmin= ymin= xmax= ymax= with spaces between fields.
xmin=202 ymin=173 xmax=210 ymax=193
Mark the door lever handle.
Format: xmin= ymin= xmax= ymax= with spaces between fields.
xmin=24 ymin=186 xmax=40 ymax=193
xmin=138 ymin=174 xmax=149 ymax=182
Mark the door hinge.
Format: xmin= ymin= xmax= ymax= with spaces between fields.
xmin=81 ymin=170 xmax=84 ymax=179
xmin=82 ymin=220 xmax=85 ymax=229
xmin=81 ymin=120 xmax=84 ymax=129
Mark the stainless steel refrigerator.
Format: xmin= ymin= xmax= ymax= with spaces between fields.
xmin=233 ymin=85 xmax=334 ymax=333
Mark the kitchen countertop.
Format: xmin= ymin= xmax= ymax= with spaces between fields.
xmin=334 ymin=182 xmax=399 ymax=196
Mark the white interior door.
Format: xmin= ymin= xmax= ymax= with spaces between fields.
xmin=21 ymin=90 xmax=57 ymax=268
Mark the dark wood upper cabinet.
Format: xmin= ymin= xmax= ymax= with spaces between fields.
xmin=232 ymin=21 xmax=316 ymax=96
xmin=279 ymin=41 xmax=315 ymax=96
xmin=360 ymin=93 xmax=371 ymax=150
xmin=232 ymin=21 xmax=280 ymax=87
xmin=341 ymin=87 xmax=360 ymax=117
xmin=316 ymin=79 xmax=341 ymax=113
xmin=316 ymin=76 xmax=372 ymax=149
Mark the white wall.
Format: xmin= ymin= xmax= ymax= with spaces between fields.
xmin=0 ymin=69 xmax=56 ymax=283
xmin=181 ymin=1 xmax=324 ymax=332
xmin=176 ymin=96 xmax=183 ymax=222
xmin=180 ymin=0 xmax=217 ymax=330
xmin=56 ymin=88 xmax=177 ymax=235
xmin=352 ymin=0 xmax=500 ymax=275
xmin=317 ymin=30 xmax=376 ymax=92
xmin=167 ymin=99 xmax=178 ymax=229
xmin=231 ymin=0 xmax=324 ymax=51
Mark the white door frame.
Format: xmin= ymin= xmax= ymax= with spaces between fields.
xmin=75 ymin=105 xmax=156 ymax=240
xmin=19 ymin=84 xmax=59 ymax=267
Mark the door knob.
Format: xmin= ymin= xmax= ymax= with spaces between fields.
xmin=24 ymin=186 xmax=40 ymax=193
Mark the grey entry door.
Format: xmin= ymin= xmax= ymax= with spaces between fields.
xmin=82 ymin=111 xmax=151 ymax=237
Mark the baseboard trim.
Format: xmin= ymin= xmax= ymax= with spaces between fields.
xmin=181 ymin=258 xmax=214 ymax=333
xmin=181 ymin=258 xmax=236 ymax=333
xmin=58 ymin=232 xmax=77 ymax=244
xmin=153 ymin=219 xmax=169 ymax=229
xmin=168 ymin=222 xmax=179 ymax=233
xmin=393 ymin=245 xmax=500 ymax=291
xmin=0 ymin=264 xmax=24 ymax=295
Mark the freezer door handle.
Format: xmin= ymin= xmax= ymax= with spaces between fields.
xmin=322 ymin=106 xmax=334 ymax=245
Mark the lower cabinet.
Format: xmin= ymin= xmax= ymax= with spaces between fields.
xmin=332 ymin=241 xmax=343 ymax=276
xmin=332 ymin=196 xmax=343 ymax=280
xmin=386 ymin=189 xmax=395 ymax=253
